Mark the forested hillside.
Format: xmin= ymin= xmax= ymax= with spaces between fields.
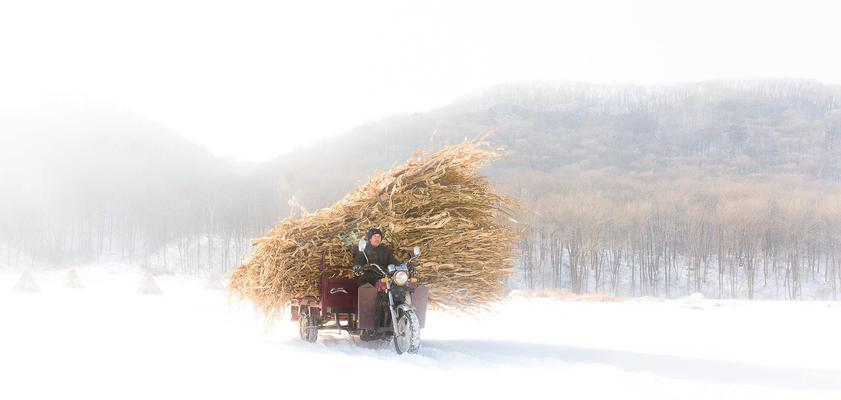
xmin=3 ymin=80 xmax=841 ymax=299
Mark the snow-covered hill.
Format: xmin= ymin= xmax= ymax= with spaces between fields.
xmin=0 ymin=265 xmax=838 ymax=400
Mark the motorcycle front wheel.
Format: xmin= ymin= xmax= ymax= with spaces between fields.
xmin=393 ymin=309 xmax=420 ymax=354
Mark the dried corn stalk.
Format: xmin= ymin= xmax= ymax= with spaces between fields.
xmin=228 ymin=136 xmax=520 ymax=318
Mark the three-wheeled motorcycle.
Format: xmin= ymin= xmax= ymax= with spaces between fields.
xmin=289 ymin=239 xmax=428 ymax=354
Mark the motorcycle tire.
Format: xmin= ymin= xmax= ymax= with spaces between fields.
xmin=393 ymin=309 xmax=420 ymax=354
xmin=299 ymin=306 xmax=318 ymax=343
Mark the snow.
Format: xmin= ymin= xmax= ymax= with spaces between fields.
xmin=1 ymin=265 xmax=839 ymax=400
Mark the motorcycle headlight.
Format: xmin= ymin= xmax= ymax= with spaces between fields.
xmin=392 ymin=271 xmax=409 ymax=286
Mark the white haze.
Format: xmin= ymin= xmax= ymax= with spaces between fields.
xmin=2 ymin=0 xmax=841 ymax=161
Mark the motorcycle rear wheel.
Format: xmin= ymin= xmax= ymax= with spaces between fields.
xmin=393 ymin=310 xmax=420 ymax=354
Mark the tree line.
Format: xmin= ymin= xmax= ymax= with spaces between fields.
xmin=513 ymin=172 xmax=841 ymax=300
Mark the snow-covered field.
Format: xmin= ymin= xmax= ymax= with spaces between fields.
xmin=1 ymin=265 xmax=839 ymax=400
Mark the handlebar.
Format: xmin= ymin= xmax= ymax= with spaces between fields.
xmin=358 ymin=263 xmax=387 ymax=276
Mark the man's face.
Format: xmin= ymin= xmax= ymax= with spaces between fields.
xmin=370 ymin=234 xmax=382 ymax=247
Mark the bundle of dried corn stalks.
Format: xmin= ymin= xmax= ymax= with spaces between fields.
xmin=228 ymin=137 xmax=520 ymax=318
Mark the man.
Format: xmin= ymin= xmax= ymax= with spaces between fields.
xmin=353 ymin=228 xmax=402 ymax=335
xmin=353 ymin=228 xmax=402 ymax=286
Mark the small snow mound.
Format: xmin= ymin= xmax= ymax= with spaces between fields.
xmin=687 ymin=292 xmax=706 ymax=301
xmin=629 ymin=296 xmax=664 ymax=303
xmin=11 ymin=271 xmax=40 ymax=293
xmin=137 ymin=272 xmax=163 ymax=295
xmin=65 ymin=269 xmax=84 ymax=289
xmin=204 ymin=272 xmax=224 ymax=290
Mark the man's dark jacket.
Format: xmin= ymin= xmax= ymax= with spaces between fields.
xmin=353 ymin=243 xmax=402 ymax=285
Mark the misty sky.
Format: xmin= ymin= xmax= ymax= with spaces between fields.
xmin=2 ymin=0 xmax=840 ymax=161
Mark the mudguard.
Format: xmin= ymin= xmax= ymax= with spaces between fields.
xmin=357 ymin=283 xmax=377 ymax=329
xmin=411 ymin=285 xmax=429 ymax=328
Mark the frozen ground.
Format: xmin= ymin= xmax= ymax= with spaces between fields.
xmin=1 ymin=265 xmax=839 ymax=400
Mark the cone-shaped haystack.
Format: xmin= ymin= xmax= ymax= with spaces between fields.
xmin=137 ymin=272 xmax=163 ymax=295
xmin=205 ymin=272 xmax=224 ymax=290
xmin=229 ymin=137 xmax=520 ymax=318
xmin=12 ymin=270 xmax=40 ymax=293
xmin=65 ymin=268 xmax=83 ymax=289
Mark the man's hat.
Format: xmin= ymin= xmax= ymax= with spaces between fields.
xmin=366 ymin=228 xmax=383 ymax=240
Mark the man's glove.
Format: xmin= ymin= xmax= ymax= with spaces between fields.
xmin=352 ymin=265 xmax=363 ymax=276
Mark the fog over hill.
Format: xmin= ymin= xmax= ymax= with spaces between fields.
xmin=3 ymin=80 xmax=841 ymax=299
xmin=273 ymin=79 xmax=841 ymax=206
xmin=0 ymin=101 xmax=278 ymax=271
